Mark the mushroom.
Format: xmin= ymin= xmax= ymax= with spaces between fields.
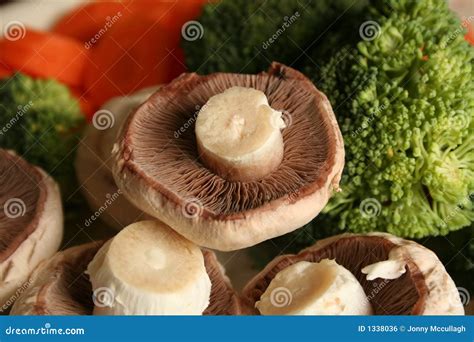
xmin=87 ymin=220 xmax=212 ymax=315
xmin=255 ymin=259 xmax=372 ymax=315
xmin=75 ymin=86 xmax=159 ymax=229
xmin=10 ymin=222 xmax=242 ymax=315
xmin=0 ymin=149 xmax=63 ymax=311
xmin=112 ymin=62 xmax=344 ymax=251
xmin=243 ymin=233 xmax=465 ymax=315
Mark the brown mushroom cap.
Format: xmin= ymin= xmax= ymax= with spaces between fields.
xmin=113 ymin=62 xmax=344 ymax=251
xmin=10 ymin=241 xmax=242 ymax=315
xmin=0 ymin=149 xmax=63 ymax=309
xmin=242 ymin=233 xmax=464 ymax=315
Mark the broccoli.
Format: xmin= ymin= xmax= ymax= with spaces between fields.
xmin=0 ymin=73 xmax=84 ymax=197
xmin=183 ymin=0 xmax=368 ymax=74
xmin=308 ymin=0 xmax=474 ymax=239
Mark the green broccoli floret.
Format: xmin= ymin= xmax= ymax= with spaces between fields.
xmin=183 ymin=0 xmax=368 ymax=74
xmin=0 ymin=73 xmax=84 ymax=196
xmin=307 ymin=0 xmax=474 ymax=238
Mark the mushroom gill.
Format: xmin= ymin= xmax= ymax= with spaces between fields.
xmin=10 ymin=242 xmax=242 ymax=315
xmin=0 ymin=150 xmax=44 ymax=262
xmin=243 ymin=235 xmax=426 ymax=315
xmin=0 ymin=149 xmax=63 ymax=310
xmin=113 ymin=62 xmax=344 ymax=251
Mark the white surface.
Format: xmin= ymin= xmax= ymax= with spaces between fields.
xmin=0 ymin=0 xmax=82 ymax=35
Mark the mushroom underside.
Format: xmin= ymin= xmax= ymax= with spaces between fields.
xmin=243 ymin=236 xmax=428 ymax=315
xmin=0 ymin=150 xmax=45 ymax=263
xmin=122 ymin=63 xmax=339 ymax=218
xmin=15 ymin=242 xmax=241 ymax=315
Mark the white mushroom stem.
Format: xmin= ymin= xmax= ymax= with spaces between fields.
xmin=86 ymin=220 xmax=211 ymax=315
xmin=195 ymin=86 xmax=285 ymax=181
xmin=361 ymin=248 xmax=407 ymax=281
xmin=256 ymin=259 xmax=372 ymax=315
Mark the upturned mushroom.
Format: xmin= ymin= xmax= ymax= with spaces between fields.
xmin=75 ymin=87 xmax=159 ymax=229
xmin=10 ymin=221 xmax=242 ymax=315
xmin=243 ymin=233 xmax=465 ymax=315
xmin=112 ymin=63 xmax=344 ymax=251
xmin=0 ymin=149 xmax=63 ymax=311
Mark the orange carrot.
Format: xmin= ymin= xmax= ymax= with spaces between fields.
xmin=0 ymin=63 xmax=12 ymax=79
xmin=83 ymin=14 xmax=185 ymax=105
xmin=0 ymin=29 xmax=89 ymax=87
xmin=465 ymin=22 xmax=474 ymax=46
xmin=52 ymin=2 xmax=130 ymax=43
xmin=70 ymin=87 xmax=98 ymax=120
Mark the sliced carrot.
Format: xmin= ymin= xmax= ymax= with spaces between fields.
xmin=83 ymin=14 xmax=185 ymax=105
xmin=0 ymin=28 xmax=89 ymax=87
